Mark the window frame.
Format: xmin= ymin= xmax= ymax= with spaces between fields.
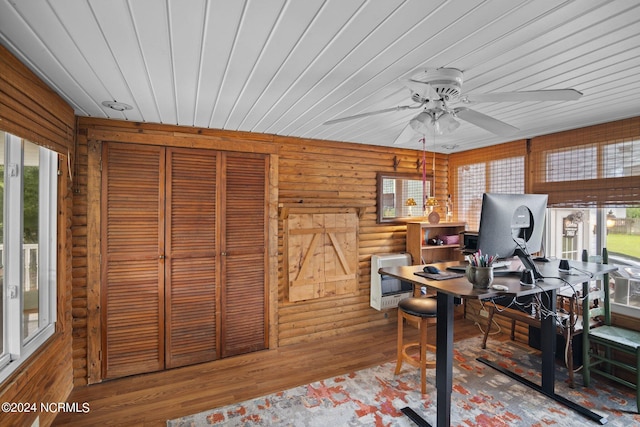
xmin=0 ymin=133 xmax=58 ymax=384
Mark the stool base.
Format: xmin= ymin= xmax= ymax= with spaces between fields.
xmin=395 ymin=309 xmax=436 ymax=395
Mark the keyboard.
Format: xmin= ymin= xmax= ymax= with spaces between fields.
xmin=492 ymin=260 xmax=512 ymax=269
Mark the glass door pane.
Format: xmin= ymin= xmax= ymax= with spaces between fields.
xmin=606 ymin=208 xmax=640 ymax=309
xmin=23 ymin=141 xmax=40 ymax=339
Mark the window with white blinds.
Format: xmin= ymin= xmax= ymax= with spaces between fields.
xmin=542 ymin=140 xmax=640 ymax=184
xmin=545 ymin=145 xmax=597 ymax=182
xmin=457 ymin=162 xmax=485 ymax=230
xmin=449 ymin=141 xmax=526 ymax=230
xmin=603 ymin=139 xmax=640 ymax=178
xmin=531 ymin=117 xmax=640 ymax=207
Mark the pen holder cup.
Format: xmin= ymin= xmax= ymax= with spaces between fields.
xmin=466 ymin=266 xmax=494 ymax=289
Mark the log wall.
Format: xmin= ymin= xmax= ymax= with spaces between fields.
xmin=275 ymin=136 xmax=449 ymax=346
xmin=70 ymin=118 xmax=448 ymax=384
xmin=0 ymin=45 xmax=75 ymax=427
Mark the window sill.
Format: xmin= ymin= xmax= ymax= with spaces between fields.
xmin=611 ymin=301 xmax=640 ymax=319
xmin=0 ymin=324 xmax=56 ymax=385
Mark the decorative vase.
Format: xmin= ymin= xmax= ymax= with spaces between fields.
xmin=428 ymin=210 xmax=440 ymax=224
xmin=465 ymin=266 xmax=494 ymax=289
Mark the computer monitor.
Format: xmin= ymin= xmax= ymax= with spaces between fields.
xmin=476 ymin=193 xmax=548 ymax=279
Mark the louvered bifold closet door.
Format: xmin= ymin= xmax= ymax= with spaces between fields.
xmin=102 ymin=143 xmax=165 ymax=379
xmin=221 ymin=154 xmax=268 ymax=357
xmin=165 ymin=148 xmax=218 ymax=368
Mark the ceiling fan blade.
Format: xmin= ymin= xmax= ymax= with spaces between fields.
xmin=323 ymin=105 xmax=416 ymax=125
xmin=454 ymin=107 xmax=519 ymax=136
xmin=399 ymin=78 xmax=440 ymax=101
xmin=464 ymin=89 xmax=582 ymax=103
xmin=393 ymin=122 xmax=420 ymax=145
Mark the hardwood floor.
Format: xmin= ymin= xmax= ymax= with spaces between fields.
xmin=54 ymin=315 xmax=489 ymax=426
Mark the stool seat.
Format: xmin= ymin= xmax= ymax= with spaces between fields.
xmin=398 ymin=297 xmax=437 ymax=317
xmin=395 ymin=297 xmax=437 ymax=395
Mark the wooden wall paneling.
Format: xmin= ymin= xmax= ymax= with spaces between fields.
xmin=0 ymin=44 xmax=75 ymax=153
xmin=267 ymin=154 xmax=279 ymax=350
xmin=82 ymin=117 xmax=276 ymax=155
xmin=0 ymin=45 xmax=75 ymax=427
xmin=273 ymin=135 xmax=444 ymax=347
xmin=277 ymin=294 xmax=391 ymax=347
xmin=70 ymin=129 xmax=89 ymax=385
xmin=165 ymin=148 xmax=219 ymax=368
xmin=2 ymin=331 xmax=74 ymax=427
xmin=85 ymin=138 xmax=102 ymax=384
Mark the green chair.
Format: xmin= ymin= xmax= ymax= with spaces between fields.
xmin=582 ymin=248 xmax=640 ymax=412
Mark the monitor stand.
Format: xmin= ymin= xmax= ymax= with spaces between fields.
xmin=514 ymin=247 xmax=543 ymax=280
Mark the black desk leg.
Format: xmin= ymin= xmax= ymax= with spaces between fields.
xmin=436 ymin=292 xmax=454 ymax=427
xmin=478 ymin=288 xmax=607 ymax=424
xmin=540 ymin=289 xmax=557 ymax=394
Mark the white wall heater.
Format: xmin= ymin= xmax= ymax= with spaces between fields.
xmin=370 ymin=253 xmax=413 ymax=310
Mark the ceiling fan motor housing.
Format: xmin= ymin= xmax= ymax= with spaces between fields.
xmin=412 ymin=68 xmax=464 ymax=101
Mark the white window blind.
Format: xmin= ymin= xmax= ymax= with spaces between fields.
xmin=449 ymin=141 xmax=526 ymax=230
xmin=531 ymin=117 xmax=640 ymax=207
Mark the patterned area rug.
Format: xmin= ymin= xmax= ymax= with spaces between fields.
xmin=168 ymin=336 xmax=640 ymax=426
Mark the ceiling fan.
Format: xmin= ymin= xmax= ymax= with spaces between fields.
xmin=323 ymin=68 xmax=583 ymax=144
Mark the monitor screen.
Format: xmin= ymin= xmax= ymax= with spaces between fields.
xmin=476 ymin=193 xmax=548 ymax=278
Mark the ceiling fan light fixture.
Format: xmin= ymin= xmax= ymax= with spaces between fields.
xmin=409 ymin=111 xmax=431 ymax=132
xmin=438 ymin=112 xmax=460 ymax=134
xmin=421 ymin=111 xmax=460 ymax=135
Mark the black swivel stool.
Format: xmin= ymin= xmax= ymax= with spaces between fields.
xmin=395 ymin=297 xmax=438 ymax=395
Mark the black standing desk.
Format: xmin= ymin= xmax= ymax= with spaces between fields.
xmin=379 ymin=260 xmax=617 ymax=427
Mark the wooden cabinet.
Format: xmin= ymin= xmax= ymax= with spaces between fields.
xmin=406 ymin=222 xmax=466 ymax=265
xmin=101 ymin=142 xmax=268 ymax=379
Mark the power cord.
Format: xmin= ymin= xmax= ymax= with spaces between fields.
xmin=474 ymin=300 xmax=502 ymax=336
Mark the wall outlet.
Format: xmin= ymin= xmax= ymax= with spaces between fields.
xmin=479 ymin=308 xmax=489 ymax=318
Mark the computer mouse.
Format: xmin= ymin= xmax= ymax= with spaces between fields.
xmin=424 ymin=265 xmax=440 ymax=274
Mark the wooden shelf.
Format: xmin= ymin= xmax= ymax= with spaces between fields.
xmin=420 ymin=243 xmax=460 ymax=250
xmin=406 ymin=221 xmax=466 ymax=265
xmin=278 ymin=202 xmax=367 ymax=220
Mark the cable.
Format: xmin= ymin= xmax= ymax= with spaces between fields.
xmin=568 ymin=265 xmax=595 ymax=279
xmin=475 ymin=300 xmax=502 ymax=336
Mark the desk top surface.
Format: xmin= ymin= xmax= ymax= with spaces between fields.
xmin=379 ymin=259 xmax=617 ymax=300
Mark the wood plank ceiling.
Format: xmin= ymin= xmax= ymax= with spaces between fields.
xmin=1 ymin=0 xmax=639 ymax=152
